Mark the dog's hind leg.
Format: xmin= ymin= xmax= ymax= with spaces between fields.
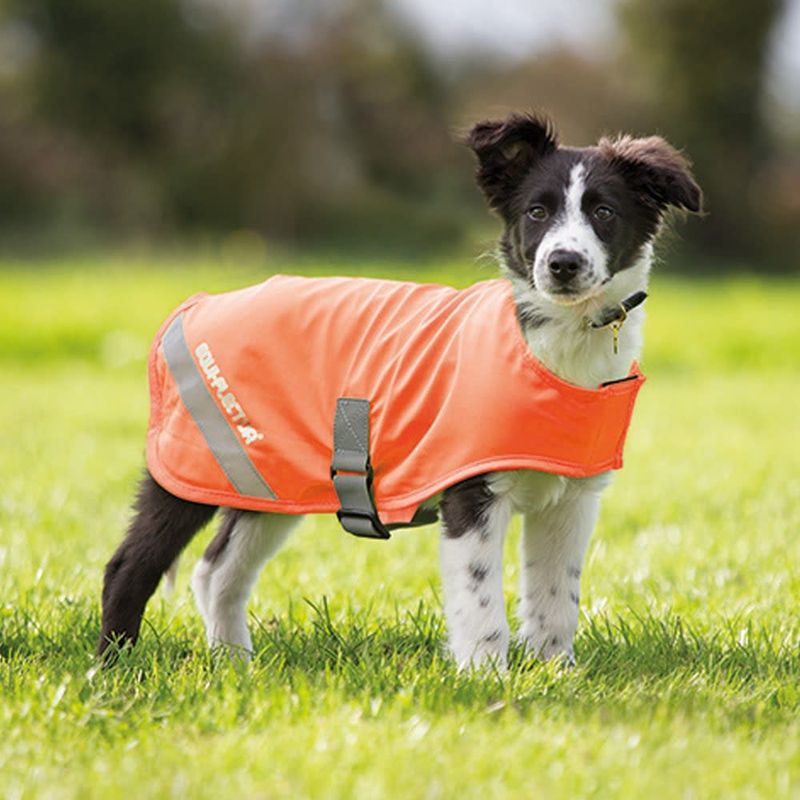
xmin=97 ymin=471 xmax=217 ymax=658
xmin=191 ymin=510 xmax=300 ymax=657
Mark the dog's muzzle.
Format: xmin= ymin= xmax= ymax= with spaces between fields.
xmin=547 ymin=249 xmax=587 ymax=285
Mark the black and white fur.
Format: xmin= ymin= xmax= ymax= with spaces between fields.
xmin=98 ymin=114 xmax=701 ymax=668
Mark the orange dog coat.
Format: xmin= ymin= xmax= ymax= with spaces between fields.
xmin=146 ymin=275 xmax=645 ymax=528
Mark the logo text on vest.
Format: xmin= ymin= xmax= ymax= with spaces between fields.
xmin=195 ymin=342 xmax=264 ymax=446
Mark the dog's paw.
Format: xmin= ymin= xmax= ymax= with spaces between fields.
xmin=517 ymin=629 xmax=575 ymax=665
xmin=450 ymin=628 xmax=510 ymax=672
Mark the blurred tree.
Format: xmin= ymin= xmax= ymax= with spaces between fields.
xmin=0 ymin=0 xmax=470 ymax=251
xmin=3 ymin=0 xmax=795 ymax=267
xmin=0 ymin=0 xmax=477 ymax=249
xmin=1 ymin=0 xmax=245 ymax=234
xmin=9 ymin=0 xmax=236 ymax=149
xmin=619 ymin=0 xmax=793 ymax=268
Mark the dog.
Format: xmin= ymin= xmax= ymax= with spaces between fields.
xmin=98 ymin=113 xmax=701 ymax=668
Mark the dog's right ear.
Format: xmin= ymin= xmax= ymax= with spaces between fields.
xmin=465 ymin=113 xmax=558 ymax=218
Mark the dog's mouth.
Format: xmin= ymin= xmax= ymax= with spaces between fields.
xmin=534 ymin=277 xmax=612 ymax=307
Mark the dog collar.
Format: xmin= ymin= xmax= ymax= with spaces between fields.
xmin=588 ymin=291 xmax=648 ymax=354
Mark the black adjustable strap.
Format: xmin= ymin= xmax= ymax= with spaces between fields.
xmin=331 ymin=398 xmax=391 ymax=540
xmin=589 ymin=291 xmax=648 ymax=329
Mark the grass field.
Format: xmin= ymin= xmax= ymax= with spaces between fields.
xmin=1 ymin=254 xmax=799 ymax=799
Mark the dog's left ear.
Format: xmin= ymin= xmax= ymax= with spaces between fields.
xmin=599 ymin=135 xmax=703 ymax=214
xmin=465 ymin=113 xmax=558 ymax=219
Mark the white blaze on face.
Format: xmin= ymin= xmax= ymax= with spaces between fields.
xmin=533 ymin=162 xmax=610 ymax=300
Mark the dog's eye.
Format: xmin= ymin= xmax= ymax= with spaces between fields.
xmin=527 ymin=205 xmax=549 ymax=222
xmin=593 ymin=205 xmax=615 ymax=221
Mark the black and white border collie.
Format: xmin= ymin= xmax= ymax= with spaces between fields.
xmin=98 ymin=113 xmax=701 ymax=668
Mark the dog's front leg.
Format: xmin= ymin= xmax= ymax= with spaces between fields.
xmin=517 ymin=480 xmax=607 ymax=662
xmin=439 ymin=479 xmax=512 ymax=670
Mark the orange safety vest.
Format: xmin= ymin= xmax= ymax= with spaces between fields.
xmin=146 ymin=275 xmax=645 ymax=532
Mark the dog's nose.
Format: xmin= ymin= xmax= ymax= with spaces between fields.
xmin=548 ymin=250 xmax=585 ymax=283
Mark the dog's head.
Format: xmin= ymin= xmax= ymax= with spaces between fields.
xmin=466 ymin=113 xmax=702 ymax=305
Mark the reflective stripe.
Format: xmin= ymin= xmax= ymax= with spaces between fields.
xmin=331 ymin=397 xmax=391 ymax=539
xmin=161 ymin=314 xmax=276 ymax=500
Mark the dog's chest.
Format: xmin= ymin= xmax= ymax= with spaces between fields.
xmin=525 ymin=315 xmax=643 ymax=388
xmin=488 ymin=469 xmax=612 ymax=514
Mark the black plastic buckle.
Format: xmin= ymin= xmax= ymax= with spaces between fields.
xmin=335 ymin=508 xmax=391 ymax=540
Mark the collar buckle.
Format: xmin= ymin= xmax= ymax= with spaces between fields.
xmin=610 ymin=302 xmax=629 ymax=355
xmin=588 ymin=291 xmax=647 ymax=355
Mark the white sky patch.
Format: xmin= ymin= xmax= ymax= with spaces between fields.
xmin=766 ymin=0 xmax=800 ymax=112
xmin=391 ymin=0 xmax=616 ymax=62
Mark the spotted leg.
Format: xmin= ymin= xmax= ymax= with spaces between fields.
xmin=517 ymin=479 xmax=607 ymax=662
xmin=439 ymin=477 xmax=512 ymax=669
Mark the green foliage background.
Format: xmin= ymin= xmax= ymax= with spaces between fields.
xmin=1 ymin=0 xmax=798 ymax=267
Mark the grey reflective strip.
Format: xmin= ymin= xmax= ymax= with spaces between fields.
xmin=332 ymin=398 xmax=390 ymax=539
xmin=332 ymin=398 xmax=371 ymax=473
xmin=161 ymin=314 xmax=276 ymax=500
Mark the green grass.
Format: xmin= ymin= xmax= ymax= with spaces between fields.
xmin=1 ymin=254 xmax=799 ymax=799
